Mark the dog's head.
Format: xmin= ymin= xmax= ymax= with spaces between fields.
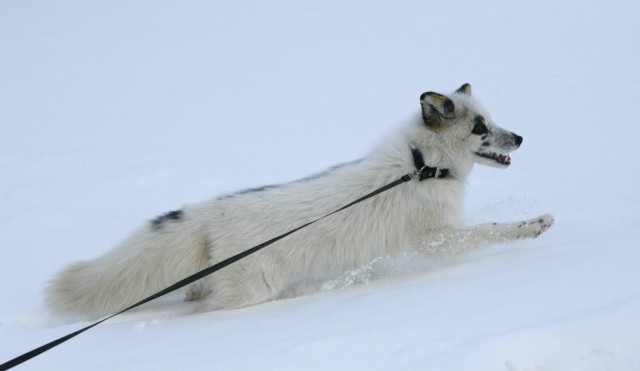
xmin=419 ymin=84 xmax=522 ymax=169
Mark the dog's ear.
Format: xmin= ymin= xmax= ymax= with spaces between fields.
xmin=420 ymin=91 xmax=454 ymax=130
xmin=456 ymin=83 xmax=472 ymax=95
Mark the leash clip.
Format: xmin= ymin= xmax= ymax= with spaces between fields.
xmin=410 ymin=145 xmax=449 ymax=181
xmin=409 ymin=169 xmax=423 ymax=180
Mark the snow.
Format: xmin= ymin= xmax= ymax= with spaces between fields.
xmin=1 ymin=0 xmax=640 ymax=370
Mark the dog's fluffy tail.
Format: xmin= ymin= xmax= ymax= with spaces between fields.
xmin=44 ymin=219 xmax=209 ymax=318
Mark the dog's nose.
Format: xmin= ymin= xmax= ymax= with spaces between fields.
xmin=513 ymin=133 xmax=523 ymax=146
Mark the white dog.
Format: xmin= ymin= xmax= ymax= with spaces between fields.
xmin=45 ymin=84 xmax=554 ymax=318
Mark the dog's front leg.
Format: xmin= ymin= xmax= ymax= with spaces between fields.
xmin=418 ymin=214 xmax=554 ymax=257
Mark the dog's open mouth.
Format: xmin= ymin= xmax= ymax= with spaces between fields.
xmin=474 ymin=151 xmax=511 ymax=166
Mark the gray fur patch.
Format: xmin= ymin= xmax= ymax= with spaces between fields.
xmin=218 ymin=159 xmax=362 ymax=200
xmin=151 ymin=209 xmax=184 ymax=230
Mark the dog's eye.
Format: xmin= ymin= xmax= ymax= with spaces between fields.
xmin=472 ymin=117 xmax=488 ymax=135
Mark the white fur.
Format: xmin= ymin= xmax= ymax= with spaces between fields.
xmin=45 ymin=85 xmax=554 ymax=318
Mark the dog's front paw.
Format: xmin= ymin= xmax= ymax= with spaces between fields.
xmin=518 ymin=214 xmax=554 ymax=239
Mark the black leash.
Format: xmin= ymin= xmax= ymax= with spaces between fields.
xmin=1 ymin=147 xmax=447 ymax=371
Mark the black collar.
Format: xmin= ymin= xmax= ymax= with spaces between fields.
xmin=411 ymin=146 xmax=449 ymax=181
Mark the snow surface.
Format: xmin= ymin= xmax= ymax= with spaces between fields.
xmin=2 ymin=1 xmax=640 ymax=370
